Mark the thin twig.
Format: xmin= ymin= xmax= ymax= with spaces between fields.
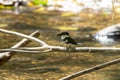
xmin=75 ymin=47 xmax=120 ymax=51
xmin=0 ymin=49 xmax=40 ymax=53
xmin=0 ymin=28 xmax=48 ymax=46
xmin=0 ymin=28 xmax=66 ymax=51
xmin=60 ymin=58 xmax=120 ymax=80
xmin=0 ymin=30 xmax=40 ymax=66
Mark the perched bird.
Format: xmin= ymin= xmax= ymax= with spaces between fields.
xmin=57 ymin=32 xmax=77 ymax=45
xmin=93 ymin=24 xmax=120 ymax=46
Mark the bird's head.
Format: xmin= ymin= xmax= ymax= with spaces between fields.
xmin=57 ymin=32 xmax=69 ymax=36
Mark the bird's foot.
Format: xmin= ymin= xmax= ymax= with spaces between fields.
xmin=66 ymin=46 xmax=76 ymax=52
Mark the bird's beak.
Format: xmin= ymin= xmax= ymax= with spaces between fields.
xmin=57 ymin=33 xmax=62 ymax=36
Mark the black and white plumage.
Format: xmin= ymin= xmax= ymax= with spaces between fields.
xmin=57 ymin=32 xmax=77 ymax=45
xmin=93 ymin=24 xmax=120 ymax=46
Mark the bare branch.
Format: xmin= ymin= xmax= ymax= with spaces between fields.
xmin=0 ymin=48 xmax=40 ymax=53
xmin=0 ymin=47 xmax=53 ymax=53
xmin=60 ymin=58 xmax=120 ymax=80
xmin=0 ymin=30 xmax=40 ymax=66
xmin=0 ymin=28 xmax=48 ymax=46
xmin=20 ymin=46 xmax=66 ymax=51
xmin=75 ymin=47 xmax=120 ymax=51
xmin=0 ymin=28 xmax=66 ymax=51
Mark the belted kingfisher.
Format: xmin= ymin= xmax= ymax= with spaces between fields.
xmin=93 ymin=24 xmax=120 ymax=46
xmin=57 ymin=32 xmax=77 ymax=45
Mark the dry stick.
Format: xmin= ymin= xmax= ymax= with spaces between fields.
xmin=2 ymin=47 xmax=120 ymax=52
xmin=0 ymin=28 xmax=48 ymax=46
xmin=60 ymin=58 xmax=120 ymax=80
xmin=0 ymin=28 xmax=65 ymax=50
xmin=0 ymin=30 xmax=40 ymax=66
xmin=75 ymin=47 xmax=120 ymax=51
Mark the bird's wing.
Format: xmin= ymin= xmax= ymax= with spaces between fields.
xmin=68 ymin=37 xmax=77 ymax=45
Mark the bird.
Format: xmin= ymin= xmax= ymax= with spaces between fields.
xmin=57 ymin=32 xmax=77 ymax=45
xmin=93 ymin=24 xmax=120 ymax=46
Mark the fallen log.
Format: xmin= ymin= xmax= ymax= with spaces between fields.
xmin=0 ymin=30 xmax=40 ymax=66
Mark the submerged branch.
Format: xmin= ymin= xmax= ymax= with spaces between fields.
xmin=60 ymin=58 xmax=120 ymax=80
